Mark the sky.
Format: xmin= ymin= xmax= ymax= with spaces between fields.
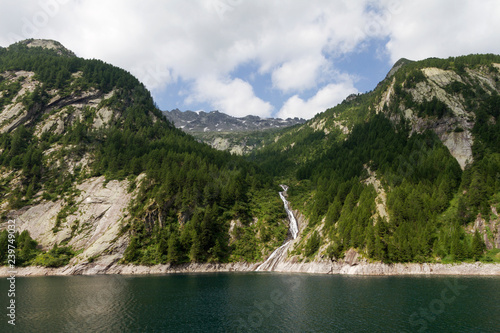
xmin=1 ymin=0 xmax=500 ymax=120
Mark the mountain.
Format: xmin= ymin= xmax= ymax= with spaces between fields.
xmin=1 ymin=40 xmax=499 ymax=273
xmin=163 ymin=109 xmax=306 ymax=155
xmin=164 ymin=108 xmax=305 ymax=132
xmin=0 ymin=39 xmax=286 ymax=270
xmin=251 ymin=54 xmax=500 ymax=264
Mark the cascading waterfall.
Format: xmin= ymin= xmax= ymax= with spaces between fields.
xmin=279 ymin=185 xmax=298 ymax=239
xmin=255 ymin=185 xmax=299 ymax=272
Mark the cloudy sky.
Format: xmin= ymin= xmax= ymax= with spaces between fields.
xmin=1 ymin=0 xmax=500 ymax=119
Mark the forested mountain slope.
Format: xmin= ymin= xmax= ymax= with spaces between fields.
xmin=1 ymin=40 xmax=498 ymax=271
xmin=0 ymin=39 xmax=286 ymax=269
xmin=251 ymin=54 xmax=500 ymax=264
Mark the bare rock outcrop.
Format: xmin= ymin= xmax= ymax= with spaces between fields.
xmin=363 ymin=166 xmax=389 ymax=221
xmin=472 ymin=207 xmax=500 ymax=249
xmin=405 ymin=68 xmax=475 ymax=169
xmin=0 ymin=262 xmax=256 ymax=276
xmin=23 ymin=39 xmax=76 ymax=57
xmin=0 ymin=71 xmax=38 ymax=133
xmin=331 ymin=262 xmax=500 ymax=276
xmin=7 ymin=176 xmax=132 ymax=266
xmin=378 ymin=65 xmax=500 ymax=170
xmin=2 ymin=260 xmax=499 ymax=277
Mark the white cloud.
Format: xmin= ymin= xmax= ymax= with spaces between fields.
xmin=278 ymin=77 xmax=358 ymax=120
xmin=187 ymin=76 xmax=273 ymax=118
xmin=384 ymin=0 xmax=500 ymax=63
xmin=272 ymin=55 xmax=328 ymax=93
xmin=2 ymin=1 xmax=499 ymax=118
xmin=0 ymin=1 xmax=373 ymax=106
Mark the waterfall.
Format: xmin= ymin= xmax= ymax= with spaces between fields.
xmin=279 ymin=185 xmax=298 ymax=240
xmin=255 ymin=185 xmax=299 ymax=271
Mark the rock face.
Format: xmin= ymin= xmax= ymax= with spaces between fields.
xmin=207 ymin=136 xmax=248 ymax=155
xmin=8 ymin=176 xmax=133 ymax=266
xmin=440 ymin=130 xmax=474 ymax=169
xmin=472 ymin=207 xmax=500 ymax=250
xmin=407 ymin=115 xmax=474 ymax=170
xmin=405 ymin=67 xmax=475 ymax=169
xmin=363 ymin=166 xmax=389 ymax=221
xmin=381 ymin=64 xmax=500 ymax=170
xmin=0 ymin=71 xmax=38 ymax=133
xmin=0 ymin=70 xmax=118 ymax=135
xmin=22 ymin=39 xmax=76 ymax=57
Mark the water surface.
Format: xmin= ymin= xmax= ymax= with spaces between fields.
xmin=2 ymin=273 xmax=499 ymax=332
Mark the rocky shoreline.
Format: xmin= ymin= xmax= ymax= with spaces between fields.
xmin=2 ymin=260 xmax=500 ymax=277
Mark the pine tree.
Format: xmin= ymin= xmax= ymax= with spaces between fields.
xmin=189 ymin=232 xmax=202 ymax=262
xmin=123 ymin=237 xmax=140 ymax=263
xmin=471 ymin=230 xmax=486 ymax=260
xmin=450 ymin=229 xmax=465 ymax=261
xmin=365 ymin=222 xmax=376 ymax=258
xmin=167 ymin=230 xmax=181 ymax=264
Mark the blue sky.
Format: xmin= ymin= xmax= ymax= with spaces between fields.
xmin=1 ymin=0 xmax=500 ymax=119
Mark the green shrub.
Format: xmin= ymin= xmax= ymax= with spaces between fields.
xmin=32 ymin=244 xmax=75 ymax=267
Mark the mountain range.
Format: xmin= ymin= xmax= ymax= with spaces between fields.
xmin=163 ymin=109 xmax=305 ymax=154
xmin=1 ymin=39 xmax=499 ymax=273
xmin=163 ymin=109 xmax=305 ymax=133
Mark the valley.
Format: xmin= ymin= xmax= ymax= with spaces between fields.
xmin=1 ymin=39 xmax=500 ymax=276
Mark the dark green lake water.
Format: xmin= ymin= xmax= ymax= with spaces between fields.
xmin=1 ymin=273 xmax=499 ymax=332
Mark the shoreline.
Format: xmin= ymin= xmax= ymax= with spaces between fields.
xmin=2 ymin=260 xmax=500 ymax=277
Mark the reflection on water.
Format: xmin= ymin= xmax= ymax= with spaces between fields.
xmin=15 ymin=275 xmax=134 ymax=332
xmin=3 ymin=273 xmax=500 ymax=332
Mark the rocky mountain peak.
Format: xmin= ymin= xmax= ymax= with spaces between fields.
xmin=162 ymin=109 xmax=306 ymax=155
xmin=163 ymin=109 xmax=305 ymax=133
xmin=17 ymin=39 xmax=76 ymax=57
xmin=386 ymin=58 xmax=413 ymax=78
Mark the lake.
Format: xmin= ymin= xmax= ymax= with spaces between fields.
xmin=2 ymin=273 xmax=499 ymax=332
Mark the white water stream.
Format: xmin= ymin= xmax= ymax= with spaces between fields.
xmin=255 ymin=185 xmax=299 ymax=271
